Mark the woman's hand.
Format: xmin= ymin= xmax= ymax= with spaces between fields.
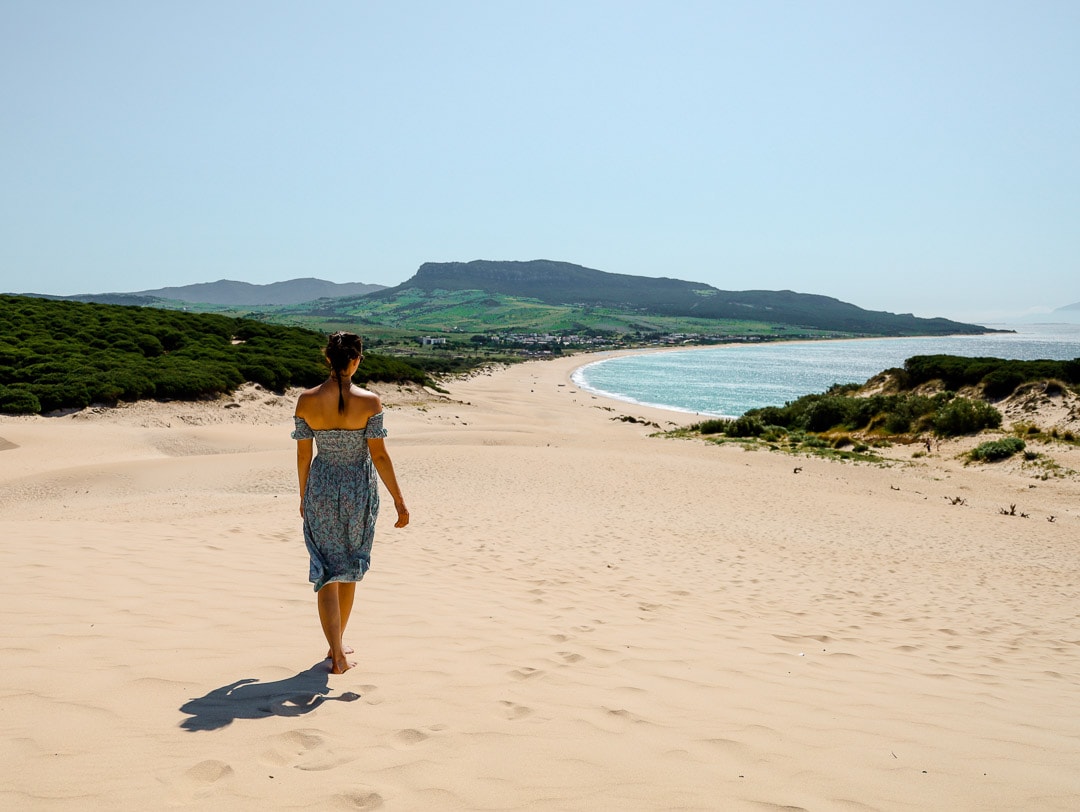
xmin=394 ymin=501 xmax=410 ymax=528
xmin=299 ymin=498 xmax=305 ymax=519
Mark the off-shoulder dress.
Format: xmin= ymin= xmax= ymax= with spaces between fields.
xmin=291 ymin=412 xmax=388 ymax=591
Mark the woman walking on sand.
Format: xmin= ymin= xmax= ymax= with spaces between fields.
xmin=292 ymin=332 xmax=409 ymax=674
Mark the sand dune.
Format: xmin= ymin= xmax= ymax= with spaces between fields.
xmin=1 ymin=363 xmax=1078 ymax=810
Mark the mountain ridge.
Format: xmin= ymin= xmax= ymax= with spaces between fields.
xmin=16 ymin=277 xmax=386 ymax=307
xmin=367 ymin=259 xmax=994 ymax=336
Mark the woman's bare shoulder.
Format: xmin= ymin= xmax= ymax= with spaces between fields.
xmin=294 ymin=385 xmax=325 ymax=415
xmin=349 ymin=386 xmax=383 ymax=410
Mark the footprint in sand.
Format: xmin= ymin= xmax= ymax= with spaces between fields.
xmin=498 ymin=700 xmax=534 ymax=720
xmin=604 ymin=707 xmax=646 ymax=722
xmin=394 ymin=724 xmax=446 ymax=746
xmin=508 ymin=666 xmax=545 ymax=681
xmin=261 ymin=728 xmax=351 ymax=771
xmin=395 ymin=728 xmax=429 ymax=745
xmin=702 ymin=737 xmax=752 ymax=756
xmin=184 ymin=759 xmax=234 ymax=784
xmin=557 ymin=651 xmax=584 ymax=664
xmin=171 ymin=759 xmax=234 ymax=802
xmin=334 ymin=790 xmax=385 ymax=810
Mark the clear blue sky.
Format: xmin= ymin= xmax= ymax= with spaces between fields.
xmin=2 ymin=1 xmax=1077 ymax=322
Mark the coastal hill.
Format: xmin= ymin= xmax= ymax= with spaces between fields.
xmin=1051 ymin=301 xmax=1080 ymax=323
xmin=366 ymin=260 xmax=992 ymax=336
xmin=1012 ymin=300 xmax=1080 ymax=325
xmin=22 ymin=278 xmax=386 ymax=307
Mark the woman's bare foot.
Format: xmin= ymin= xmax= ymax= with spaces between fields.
xmin=326 ymin=645 xmax=354 ymax=659
xmin=329 ymin=655 xmax=356 ymax=675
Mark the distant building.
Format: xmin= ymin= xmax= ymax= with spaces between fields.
xmin=420 ymin=336 xmax=447 ymax=346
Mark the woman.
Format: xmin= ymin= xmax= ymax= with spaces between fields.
xmin=292 ymin=331 xmax=409 ymax=674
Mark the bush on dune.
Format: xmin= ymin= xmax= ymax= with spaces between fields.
xmin=901 ymin=354 xmax=1080 ymax=395
xmin=969 ymin=437 xmax=1025 ymax=462
xmin=931 ymin=398 xmax=1001 ymax=436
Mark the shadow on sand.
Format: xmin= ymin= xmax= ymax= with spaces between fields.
xmin=179 ymin=662 xmax=361 ymax=731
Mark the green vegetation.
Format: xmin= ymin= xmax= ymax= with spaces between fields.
xmin=664 ymin=353 xmax=1080 ymax=461
xmin=1009 ymin=421 xmax=1080 ymax=447
xmin=0 ymin=295 xmax=434 ymax=415
xmin=666 ymin=421 xmax=886 ymax=463
xmin=713 ymin=389 xmax=1002 ymax=439
xmin=206 ymin=287 xmax=844 ymax=345
xmin=890 ymin=355 xmax=1080 ymax=396
xmin=669 ymin=391 xmax=1005 ymax=463
xmin=969 ymin=437 xmax=1026 ymax=462
xmin=377 ymin=260 xmax=993 ymax=336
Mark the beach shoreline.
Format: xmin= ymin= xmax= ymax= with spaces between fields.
xmin=2 ymin=357 xmax=1079 ymax=810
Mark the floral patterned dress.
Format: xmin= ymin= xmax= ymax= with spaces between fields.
xmin=291 ymin=413 xmax=387 ymax=590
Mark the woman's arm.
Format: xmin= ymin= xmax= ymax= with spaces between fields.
xmin=296 ymin=438 xmax=313 ymax=517
xmin=367 ymin=438 xmax=409 ymax=528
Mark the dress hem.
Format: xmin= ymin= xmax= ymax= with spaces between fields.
xmin=311 ymin=570 xmax=369 ymax=592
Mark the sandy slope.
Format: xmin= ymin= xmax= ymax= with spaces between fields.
xmin=1 ymin=361 xmax=1078 ymax=811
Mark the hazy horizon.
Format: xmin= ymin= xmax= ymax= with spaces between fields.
xmin=2 ymin=2 xmax=1077 ymax=324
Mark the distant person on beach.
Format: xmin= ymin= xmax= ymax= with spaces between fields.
xmin=292 ymin=331 xmax=409 ymax=674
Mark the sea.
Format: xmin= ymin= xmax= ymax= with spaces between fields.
xmin=571 ymin=323 xmax=1080 ymax=418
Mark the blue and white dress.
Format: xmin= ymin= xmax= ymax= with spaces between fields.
xmin=291 ymin=413 xmax=388 ymax=591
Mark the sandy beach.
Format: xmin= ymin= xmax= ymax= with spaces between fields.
xmin=2 ymin=355 xmax=1079 ymax=811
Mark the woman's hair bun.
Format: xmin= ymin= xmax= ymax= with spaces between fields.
xmin=325 ymin=331 xmax=363 ymax=373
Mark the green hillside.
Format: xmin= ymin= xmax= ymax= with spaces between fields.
xmin=0 ymin=295 xmax=432 ymax=415
xmin=366 ymin=260 xmax=993 ymax=337
xmin=272 ymin=287 xmax=816 ymax=338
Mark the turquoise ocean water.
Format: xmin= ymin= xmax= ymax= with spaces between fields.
xmin=571 ymin=324 xmax=1080 ymax=418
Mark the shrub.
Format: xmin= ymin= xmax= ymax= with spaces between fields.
xmin=981 ymin=368 xmax=1025 ymax=398
xmin=0 ymin=385 xmax=41 ymax=414
xmin=969 ymin=437 xmax=1025 ymax=462
xmin=723 ymin=414 xmax=765 ymax=437
xmin=884 ymin=412 xmax=912 ymax=434
xmin=752 ymin=406 xmax=787 ymax=427
xmin=136 ymin=334 xmax=165 ymax=357
xmin=90 ymin=370 xmax=156 ymax=404
xmin=36 ymin=382 xmax=90 ymax=412
xmin=932 ymin=398 xmax=1002 ymax=437
xmin=760 ymin=425 xmax=787 ymax=443
xmin=801 ymin=396 xmax=852 ymax=432
xmin=696 ymin=419 xmax=729 ymax=435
